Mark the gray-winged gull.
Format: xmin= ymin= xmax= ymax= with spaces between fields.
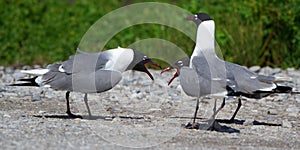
xmin=161 ymin=13 xmax=298 ymax=128
xmin=11 ymin=47 xmax=161 ymax=118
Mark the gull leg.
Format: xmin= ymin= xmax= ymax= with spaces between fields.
xmin=201 ymin=98 xmax=225 ymax=122
xmin=229 ymin=97 xmax=242 ymax=122
xmin=192 ymin=97 xmax=200 ymax=124
xmin=185 ymin=98 xmax=200 ymax=129
xmin=65 ymin=91 xmax=82 ymax=119
xmin=84 ymin=93 xmax=92 ymax=118
xmin=212 ymin=98 xmax=226 ymax=119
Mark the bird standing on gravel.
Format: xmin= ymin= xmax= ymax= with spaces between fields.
xmin=161 ymin=13 xmax=299 ymax=129
xmin=11 ymin=47 xmax=161 ymax=118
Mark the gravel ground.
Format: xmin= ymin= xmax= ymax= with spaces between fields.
xmin=0 ymin=66 xmax=300 ymax=149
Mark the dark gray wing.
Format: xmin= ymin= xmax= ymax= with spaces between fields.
xmin=42 ymin=65 xmax=122 ymax=93
xmin=71 ymin=69 xmax=122 ymax=93
xmin=180 ymin=66 xmax=226 ymax=97
xmin=225 ymin=62 xmax=275 ymax=93
xmin=61 ymin=51 xmax=111 ymax=74
xmin=180 ymin=67 xmax=210 ymax=97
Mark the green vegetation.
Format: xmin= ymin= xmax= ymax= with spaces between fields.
xmin=1 ymin=0 xmax=299 ymax=68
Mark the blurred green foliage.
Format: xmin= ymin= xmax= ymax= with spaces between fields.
xmin=0 ymin=0 xmax=299 ymax=68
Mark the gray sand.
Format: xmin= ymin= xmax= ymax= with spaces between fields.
xmin=0 ymin=66 xmax=299 ymax=149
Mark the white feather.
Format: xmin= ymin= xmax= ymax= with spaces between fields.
xmin=258 ymin=83 xmax=277 ymax=91
xmin=274 ymin=76 xmax=292 ymax=82
xmin=35 ymin=76 xmax=51 ymax=87
xmin=190 ymin=20 xmax=215 ymax=67
xmin=104 ymin=47 xmax=134 ymax=72
xmin=21 ymin=69 xmax=49 ymax=75
xmin=212 ymin=78 xmax=222 ymax=81
xmin=211 ymin=91 xmax=228 ymax=98
xmin=58 ymin=65 xmax=65 ymax=72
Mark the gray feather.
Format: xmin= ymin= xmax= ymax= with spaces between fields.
xmin=225 ymin=62 xmax=275 ymax=93
xmin=180 ymin=66 xmax=226 ymax=97
xmin=42 ymin=69 xmax=122 ymax=93
xmin=61 ymin=52 xmax=110 ymax=74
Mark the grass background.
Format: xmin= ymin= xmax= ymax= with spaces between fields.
xmin=1 ymin=0 xmax=299 ymax=68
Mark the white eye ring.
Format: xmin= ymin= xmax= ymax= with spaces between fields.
xmin=178 ymin=60 xmax=183 ymax=66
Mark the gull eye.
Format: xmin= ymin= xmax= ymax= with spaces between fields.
xmin=194 ymin=14 xmax=198 ymax=20
xmin=178 ymin=60 xmax=183 ymax=66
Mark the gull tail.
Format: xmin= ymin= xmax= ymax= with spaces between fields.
xmin=291 ymin=91 xmax=300 ymax=94
xmin=9 ymin=77 xmax=39 ymax=87
xmin=274 ymin=85 xmax=292 ymax=93
xmin=274 ymin=77 xmax=292 ymax=82
xmin=274 ymin=85 xmax=300 ymax=94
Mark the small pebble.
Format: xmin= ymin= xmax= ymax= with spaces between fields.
xmin=260 ymin=66 xmax=272 ymax=75
xmin=3 ymin=114 xmax=11 ymax=118
xmin=271 ymin=68 xmax=282 ymax=75
xmin=249 ymin=66 xmax=260 ymax=73
xmin=282 ymin=119 xmax=292 ymax=128
xmin=104 ymin=117 xmax=113 ymax=121
xmin=22 ymin=65 xmax=32 ymax=70
xmin=38 ymin=111 xmax=46 ymax=114
xmin=142 ymin=81 xmax=152 ymax=87
xmin=244 ymin=119 xmax=254 ymax=126
xmin=31 ymin=94 xmax=41 ymax=101
xmin=267 ymin=109 xmax=278 ymax=115
xmin=0 ymin=66 xmax=4 ymax=71
xmin=112 ymin=116 xmax=121 ymax=122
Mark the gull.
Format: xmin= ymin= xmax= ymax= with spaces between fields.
xmin=161 ymin=13 xmax=298 ymax=128
xmin=11 ymin=47 xmax=161 ymax=118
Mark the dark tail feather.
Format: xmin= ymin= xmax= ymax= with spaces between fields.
xmin=291 ymin=91 xmax=300 ymax=94
xmin=9 ymin=77 xmax=39 ymax=87
xmin=275 ymin=85 xmax=300 ymax=95
xmin=274 ymin=85 xmax=292 ymax=93
xmin=242 ymin=85 xmax=297 ymax=99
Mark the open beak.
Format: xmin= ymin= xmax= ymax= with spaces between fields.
xmin=160 ymin=66 xmax=179 ymax=85
xmin=144 ymin=60 xmax=162 ymax=80
xmin=160 ymin=66 xmax=172 ymax=75
xmin=147 ymin=61 xmax=162 ymax=69
xmin=168 ymin=72 xmax=178 ymax=85
xmin=144 ymin=68 xmax=154 ymax=80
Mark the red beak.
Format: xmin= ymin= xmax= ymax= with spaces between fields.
xmin=160 ymin=66 xmax=179 ymax=85
xmin=147 ymin=61 xmax=162 ymax=69
xmin=144 ymin=61 xmax=162 ymax=80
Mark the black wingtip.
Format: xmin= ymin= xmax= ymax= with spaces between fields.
xmin=275 ymin=85 xmax=292 ymax=93
xmin=291 ymin=91 xmax=300 ymax=94
xmin=9 ymin=77 xmax=39 ymax=87
xmin=8 ymin=83 xmax=37 ymax=86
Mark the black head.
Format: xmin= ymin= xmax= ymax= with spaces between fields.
xmin=187 ymin=13 xmax=212 ymax=26
xmin=160 ymin=57 xmax=190 ymax=85
xmin=127 ymin=50 xmax=161 ymax=80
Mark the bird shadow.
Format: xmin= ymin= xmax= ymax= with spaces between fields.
xmin=171 ymin=117 xmax=282 ymax=133
xmin=183 ymin=121 xmax=240 ymax=133
xmin=33 ymin=115 xmax=280 ymax=133
xmin=33 ymin=114 xmax=145 ymax=120
xmin=217 ymin=118 xmax=281 ymax=126
xmin=34 ymin=114 xmax=240 ymax=133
